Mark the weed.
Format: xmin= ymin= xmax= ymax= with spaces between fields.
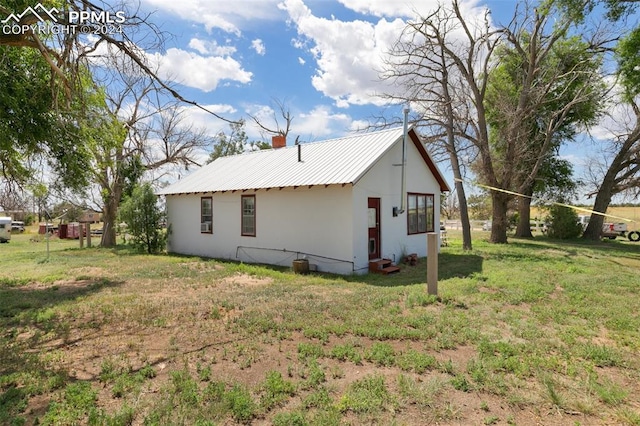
xmin=260 ymin=370 xmax=296 ymax=411
xmin=329 ymin=343 xmax=362 ymax=364
xmin=397 ymin=374 xmax=444 ymax=407
xmin=170 ymin=369 xmax=200 ymax=407
xmin=297 ymin=342 xmax=324 ymax=361
xmin=0 ymin=386 xmax=28 ymax=425
xmin=405 ymin=291 xmax=438 ymax=308
xmin=439 ymin=359 xmax=456 ymax=375
xmin=616 ymin=408 xmax=640 ymax=425
xmin=577 ymin=343 xmax=623 ymax=367
xmin=450 ymin=374 xmax=471 ymax=392
xmin=303 ymin=387 xmax=332 ymax=409
xmin=337 ymin=374 xmax=394 ymax=414
xmin=301 ymin=359 xmax=326 ymax=389
xmin=594 ymin=378 xmax=628 ymax=406
xmin=365 ymin=342 xmax=396 ymax=367
xmin=272 ymin=411 xmax=308 ymax=426
xmin=542 ymin=374 xmax=564 ymax=408
xmin=329 ymin=364 xmax=344 ymax=379
xmin=396 ymin=349 xmax=436 ymax=373
xmin=197 ymin=363 xmax=212 ymax=382
xmin=41 ymin=381 xmax=97 ymax=425
xmin=224 ymin=384 xmax=257 ymax=423
xmin=484 ymin=415 xmax=500 ymax=425
xmin=4 ymin=231 xmax=640 ymax=424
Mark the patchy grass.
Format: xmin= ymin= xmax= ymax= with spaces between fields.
xmin=1 ymin=231 xmax=640 ymax=425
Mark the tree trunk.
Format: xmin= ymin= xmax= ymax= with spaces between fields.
xmin=456 ymin=180 xmax=473 ymax=251
xmin=582 ymin=173 xmax=615 ymax=241
xmin=515 ymin=186 xmax=534 ymax=238
xmin=582 ymin=122 xmax=639 ymax=240
xmin=490 ymin=192 xmax=510 ymax=243
xmin=100 ymin=182 xmax=123 ymax=248
xmin=100 ymin=196 xmax=118 ymax=247
xmin=450 ymin=159 xmax=472 ymax=250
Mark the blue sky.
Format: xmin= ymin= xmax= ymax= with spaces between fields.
xmin=126 ymin=0 xmax=630 ymax=204
xmin=132 ymin=0 xmax=514 ymax=142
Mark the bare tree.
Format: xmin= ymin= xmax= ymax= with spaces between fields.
xmin=0 ymin=1 xmax=226 ymax=120
xmin=487 ymin=7 xmax=605 ymax=239
xmin=83 ymin=70 xmax=212 ymax=247
xmin=381 ymin=1 xmax=502 ymax=247
xmin=249 ymin=98 xmax=295 ymax=141
xmin=582 ymin=97 xmax=640 ymax=240
xmin=384 ymin=0 xmax=605 ymax=244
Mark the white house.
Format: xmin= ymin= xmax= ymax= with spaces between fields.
xmin=158 ymin=126 xmax=449 ymax=275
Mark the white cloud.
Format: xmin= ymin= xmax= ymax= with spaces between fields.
xmin=188 ymin=38 xmax=237 ymax=56
xmin=298 ymin=57 xmax=306 ymax=65
xmin=141 ymin=0 xmax=282 ymax=34
xmin=243 ymin=103 xmax=355 ymax=142
xmin=336 ymin=0 xmax=433 ymax=18
xmin=338 ymin=0 xmax=487 ymax=19
xmin=279 ymin=0 xmax=492 ymax=108
xmin=589 ymin=90 xmax=639 ymax=141
xmin=177 ymin=104 xmax=238 ymax=136
xmin=251 ymin=38 xmax=266 ymax=55
xmin=295 ymin=105 xmax=352 ymax=137
xmin=147 ymin=48 xmax=253 ymax=92
xmin=279 ymin=0 xmax=405 ymax=107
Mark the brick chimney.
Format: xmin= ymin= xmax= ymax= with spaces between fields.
xmin=272 ymin=134 xmax=286 ymax=149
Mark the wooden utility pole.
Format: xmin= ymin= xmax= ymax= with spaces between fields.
xmin=427 ymin=233 xmax=438 ymax=295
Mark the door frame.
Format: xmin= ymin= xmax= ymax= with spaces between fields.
xmin=368 ymin=197 xmax=381 ymax=260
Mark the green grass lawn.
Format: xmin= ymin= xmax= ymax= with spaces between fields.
xmin=1 ymin=231 xmax=639 ymax=425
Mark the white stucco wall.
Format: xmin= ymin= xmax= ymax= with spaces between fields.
xmin=165 ymin=185 xmax=355 ymax=274
xmin=352 ymin=138 xmax=442 ymax=272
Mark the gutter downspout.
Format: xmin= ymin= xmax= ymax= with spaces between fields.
xmin=399 ymin=106 xmax=409 ymax=214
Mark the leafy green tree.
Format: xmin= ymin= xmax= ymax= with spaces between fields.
xmin=0 ymin=1 xmax=228 ymax=121
xmin=208 ymin=120 xmax=271 ymax=163
xmin=467 ymin=194 xmax=492 ymax=220
xmin=119 ymin=183 xmax=167 ymax=254
xmin=51 ymin=201 xmax=84 ymax=223
xmin=483 ymin=18 xmax=604 ymax=241
xmin=616 ymin=28 xmax=640 ymax=100
xmin=0 ymin=46 xmax=90 ymax=189
xmin=546 ymin=205 xmax=583 ymax=239
xmin=79 ymin=75 xmax=210 ymax=248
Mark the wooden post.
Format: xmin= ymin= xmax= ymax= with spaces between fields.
xmin=427 ymin=232 xmax=438 ymax=295
xmin=86 ymin=223 xmax=91 ymax=248
xmin=79 ymin=223 xmax=84 ymax=248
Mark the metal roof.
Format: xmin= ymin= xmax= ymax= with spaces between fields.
xmin=158 ymin=126 xmax=448 ymax=195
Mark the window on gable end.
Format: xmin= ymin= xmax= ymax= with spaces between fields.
xmin=407 ymin=193 xmax=434 ymax=235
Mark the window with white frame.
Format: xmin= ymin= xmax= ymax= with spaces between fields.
xmin=241 ymin=195 xmax=256 ymax=236
xmin=201 ymin=197 xmax=212 ymax=233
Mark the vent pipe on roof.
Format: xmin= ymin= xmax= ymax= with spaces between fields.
xmin=298 ymin=143 xmax=302 ymax=162
xmin=397 ymin=106 xmax=410 ymax=215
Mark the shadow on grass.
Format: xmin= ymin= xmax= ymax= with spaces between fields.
xmin=0 ymin=277 xmax=124 ymax=424
xmin=0 ymin=277 xmax=124 ymax=370
xmin=505 ymin=235 xmax=640 ymax=261
xmin=345 ymin=252 xmax=484 ymax=287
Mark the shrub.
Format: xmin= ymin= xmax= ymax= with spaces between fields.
xmin=545 ymin=205 xmax=583 ymax=239
xmin=119 ymin=183 xmax=168 ymax=253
